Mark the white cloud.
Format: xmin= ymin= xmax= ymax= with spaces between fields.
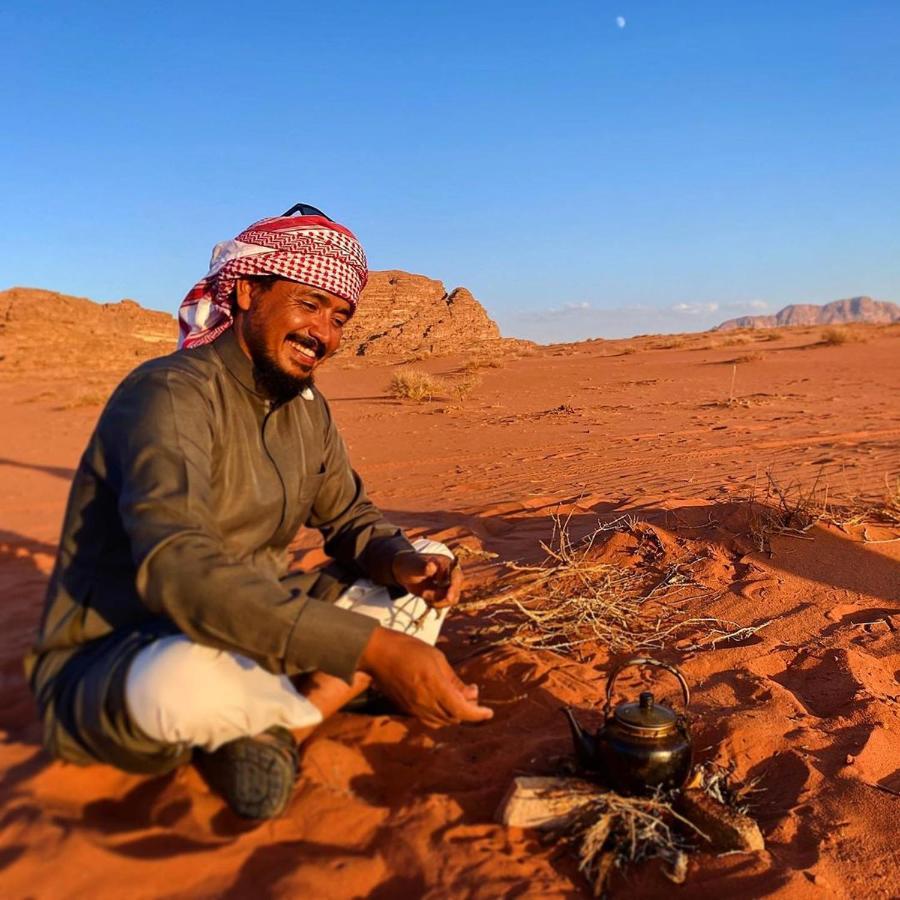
xmin=616 ymin=16 xmax=626 ymax=28
xmin=671 ymin=301 xmax=720 ymax=315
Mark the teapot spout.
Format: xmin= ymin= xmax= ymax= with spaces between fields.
xmin=562 ymin=707 xmax=596 ymax=770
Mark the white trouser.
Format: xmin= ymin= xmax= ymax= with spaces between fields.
xmin=124 ymin=539 xmax=452 ymax=752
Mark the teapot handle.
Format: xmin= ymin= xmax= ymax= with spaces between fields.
xmin=604 ymin=657 xmax=690 ymax=716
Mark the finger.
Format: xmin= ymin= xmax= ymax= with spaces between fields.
xmin=445 ymin=563 xmax=463 ymax=606
xmin=442 ymin=684 xmax=493 ymax=723
xmin=462 ymin=683 xmax=479 ymax=702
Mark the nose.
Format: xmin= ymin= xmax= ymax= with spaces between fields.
xmin=306 ymin=310 xmax=334 ymax=349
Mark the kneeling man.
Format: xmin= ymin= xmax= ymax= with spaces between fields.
xmin=26 ymin=204 xmax=492 ymax=819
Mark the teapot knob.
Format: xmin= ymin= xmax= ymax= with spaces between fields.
xmin=639 ymin=691 xmax=654 ymax=710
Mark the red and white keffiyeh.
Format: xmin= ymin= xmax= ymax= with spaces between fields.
xmin=178 ymin=212 xmax=368 ymax=349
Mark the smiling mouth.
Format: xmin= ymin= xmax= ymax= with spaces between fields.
xmin=286 ymin=335 xmax=321 ymax=365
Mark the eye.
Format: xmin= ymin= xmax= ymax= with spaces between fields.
xmin=301 ymin=300 xmax=317 ymax=312
xmin=332 ymin=317 xmax=347 ymax=329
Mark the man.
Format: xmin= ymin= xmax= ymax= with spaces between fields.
xmin=26 ymin=204 xmax=492 ymax=820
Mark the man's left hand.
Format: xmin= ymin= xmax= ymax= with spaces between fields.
xmin=392 ymin=552 xmax=462 ymax=609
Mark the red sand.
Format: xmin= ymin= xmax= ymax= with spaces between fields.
xmin=1 ymin=325 xmax=898 ymax=897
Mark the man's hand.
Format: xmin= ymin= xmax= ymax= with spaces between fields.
xmin=358 ymin=627 xmax=493 ymax=728
xmin=392 ymin=550 xmax=463 ymax=609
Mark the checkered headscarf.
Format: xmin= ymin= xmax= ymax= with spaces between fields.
xmin=178 ymin=209 xmax=368 ymax=349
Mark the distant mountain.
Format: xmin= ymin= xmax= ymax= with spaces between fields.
xmin=715 ymin=296 xmax=900 ymax=331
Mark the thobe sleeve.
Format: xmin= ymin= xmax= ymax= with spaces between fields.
xmin=306 ymin=395 xmax=416 ymax=586
xmin=102 ymin=369 xmax=376 ymax=683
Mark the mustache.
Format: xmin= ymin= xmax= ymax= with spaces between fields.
xmin=288 ymin=333 xmax=325 ymax=358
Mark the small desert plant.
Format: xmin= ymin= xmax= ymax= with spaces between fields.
xmin=464 ymin=356 xmax=503 ymax=373
xmin=650 ymin=337 xmax=686 ymax=350
xmin=389 ymin=367 xmax=446 ymax=402
xmin=754 ymin=330 xmax=782 ymax=342
xmin=744 ymin=472 xmax=825 ymax=554
xmin=472 ymin=514 xmax=767 ymax=655
xmin=722 ymin=335 xmax=751 ymax=347
xmin=450 ymin=372 xmax=481 ymax=401
xmin=819 ymin=326 xmax=863 ymax=346
xmin=731 ymin=352 xmax=764 ymax=364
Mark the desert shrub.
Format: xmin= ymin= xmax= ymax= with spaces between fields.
xmin=820 ymin=326 xmax=862 ymax=346
xmin=732 ymin=352 xmax=764 ymax=364
xmin=754 ymin=330 xmax=782 ymax=341
xmin=650 ymin=337 xmax=685 ymax=350
xmin=389 ymin=367 xmax=446 ymax=401
xmin=464 ymin=356 xmax=503 ymax=372
xmin=451 ymin=372 xmax=481 ymax=401
xmin=722 ymin=335 xmax=750 ymax=347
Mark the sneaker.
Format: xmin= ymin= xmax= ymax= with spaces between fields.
xmin=194 ymin=726 xmax=299 ymax=820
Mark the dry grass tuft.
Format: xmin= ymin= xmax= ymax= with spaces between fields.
xmin=744 ymin=471 xmax=900 ymax=549
xmin=754 ymin=330 xmax=782 ymax=342
xmin=450 ymin=372 xmax=481 ymax=401
xmin=464 ymin=356 xmax=503 ymax=372
xmin=472 ymin=513 xmax=769 ymax=656
xmin=389 ymin=367 xmax=447 ymax=402
xmin=730 ymin=352 xmax=764 ymax=364
xmin=819 ymin=326 xmax=864 ymax=346
xmin=745 ymin=473 xmax=824 ymax=554
xmin=650 ymin=337 xmax=686 ymax=350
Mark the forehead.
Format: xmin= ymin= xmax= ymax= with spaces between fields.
xmin=267 ymin=279 xmax=352 ymax=316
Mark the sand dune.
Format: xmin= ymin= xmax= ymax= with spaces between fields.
xmin=1 ymin=322 xmax=898 ymax=897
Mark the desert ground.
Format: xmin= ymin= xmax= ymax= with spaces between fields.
xmin=1 ymin=321 xmax=898 ymax=897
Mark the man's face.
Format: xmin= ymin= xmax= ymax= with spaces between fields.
xmin=234 ymin=278 xmax=352 ymax=400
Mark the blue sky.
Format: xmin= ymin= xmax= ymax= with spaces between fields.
xmin=2 ymin=1 xmax=898 ymax=340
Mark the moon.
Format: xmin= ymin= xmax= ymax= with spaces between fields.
xmin=616 ymin=16 xmax=626 ymax=28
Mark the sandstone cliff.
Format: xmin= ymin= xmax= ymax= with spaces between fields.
xmin=0 ymin=273 xmax=513 ymax=377
xmin=715 ymin=296 xmax=900 ymax=331
xmin=342 ymin=270 xmax=510 ymax=357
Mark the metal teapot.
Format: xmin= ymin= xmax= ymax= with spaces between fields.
xmin=563 ymin=657 xmax=693 ymax=796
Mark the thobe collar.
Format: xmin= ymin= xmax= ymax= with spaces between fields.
xmin=212 ymin=328 xmax=315 ymax=402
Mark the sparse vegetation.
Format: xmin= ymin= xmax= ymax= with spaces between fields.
xmin=650 ymin=337 xmax=686 ymax=350
xmin=819 ymin=326 xmax=863 ymax=346
xmin=450 ymin=372 xmax=481 ymax=401
xmin=464 ymin=356 xmax=503 ymax=373
xmin=389 ymin=367 xmax=447 ymax=402
xmin=466 ymin=513 xmax=768 ymax=656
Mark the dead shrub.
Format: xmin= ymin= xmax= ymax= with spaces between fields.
xmin=451 ymin=372 xmax=481 ymax=401
xmin=389 ymin=367 xmax=446 ymax=402
xmin=819 ymin=326 xmax=864 ymax=346
xmin=469 ymin=514 xmax=768 ymax=655
xmin=650 ymin=338 xmax=686 ymax=350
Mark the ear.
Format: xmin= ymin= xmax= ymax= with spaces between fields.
xmin=234 ymin=279 xmax=254 ymax=313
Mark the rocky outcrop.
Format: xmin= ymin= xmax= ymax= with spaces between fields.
xmin=715 ymin=296 xmax=900 ymax=331
xmin=341 ymin=270 xmax=511 ymax=357
xmin=0 ymin=273 xmax=515 ymax=377
xmin=0 ymin=287 xmax=178 ymax=377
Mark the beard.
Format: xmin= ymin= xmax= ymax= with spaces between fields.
xmin=244 ymin=328 xmax=315 ymax=405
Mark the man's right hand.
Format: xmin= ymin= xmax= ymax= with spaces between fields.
xmin=358 ymin=627 xmax=493 ymax=728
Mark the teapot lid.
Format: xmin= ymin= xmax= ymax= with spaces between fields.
xmin=613 ymin=691 xmax=677 ymax=735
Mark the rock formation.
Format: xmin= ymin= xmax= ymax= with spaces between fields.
xmin=340 ymin=270 xmax=511 ymax=357
xmin=715 ymin=296 xmax=900 ymax=331
xmin=0 ymin=273 xmax=514 ymax=377
xmin=0 ymin=287 xmax=178 ymax=377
